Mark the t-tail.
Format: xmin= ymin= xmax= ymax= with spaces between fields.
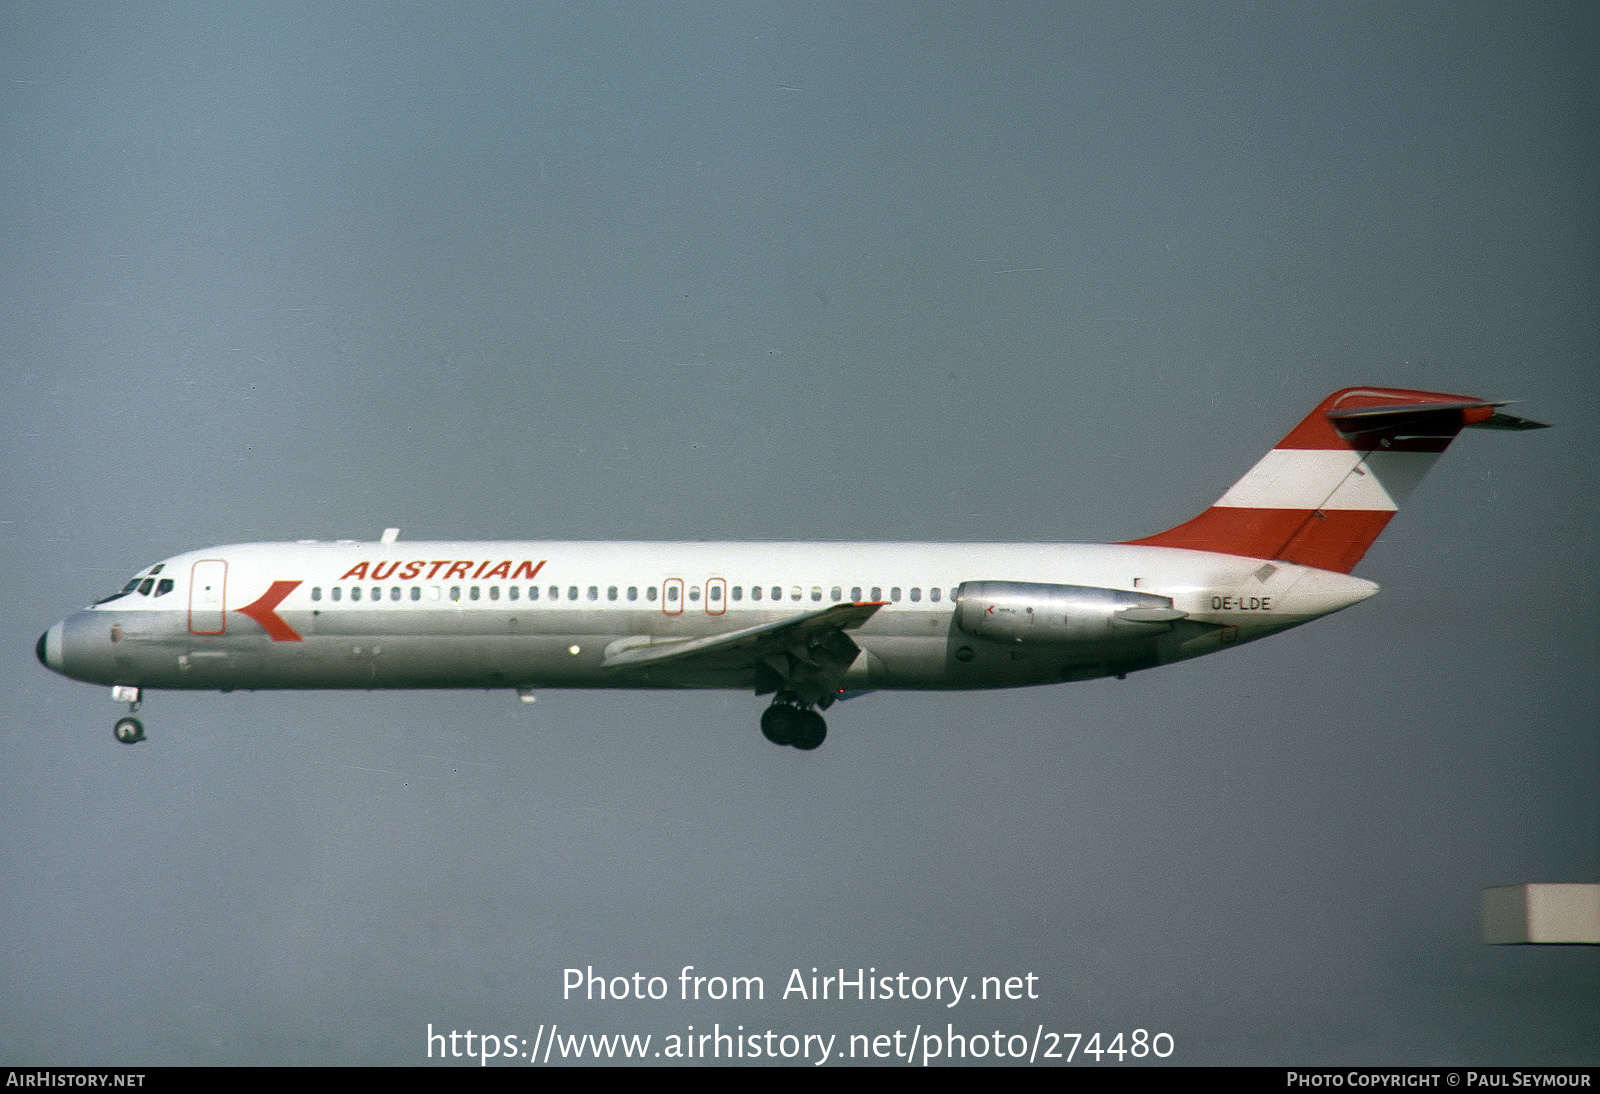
xmin=1124 ymin=387 xmax=1547 ymax=573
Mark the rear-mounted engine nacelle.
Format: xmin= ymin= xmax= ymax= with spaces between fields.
xmin=954 ymin=581 xmax=1182 ymax=644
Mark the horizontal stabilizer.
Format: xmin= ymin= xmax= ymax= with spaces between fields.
xmin=1469 ymin=410 xmax=1549 ymax=431
xmin=1327 ymin=400 xmax=1548 ymax=439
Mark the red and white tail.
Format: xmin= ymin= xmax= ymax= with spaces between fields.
xmin=1124 ymin=387 xmax=1546 ymax=573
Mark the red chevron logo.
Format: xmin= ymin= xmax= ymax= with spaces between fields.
xmin=235 ymin=580 xmax=303 ymax=642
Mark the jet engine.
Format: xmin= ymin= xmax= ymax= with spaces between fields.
xmin=954 ymin=581 xmax=1185 ymax=644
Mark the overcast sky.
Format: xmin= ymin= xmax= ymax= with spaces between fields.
xmin=3 ymin=2 xmax=1595 ymax=1066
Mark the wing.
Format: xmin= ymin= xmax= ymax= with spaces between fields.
xmin=600 ymin=601 xmax=886 ymax=706
xmin=602 ymin=601 xmax=885 ymax=669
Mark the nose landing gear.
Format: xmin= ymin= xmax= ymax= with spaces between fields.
xmin=760 ymin=696 xmax=827 ymax=751
xmin=111 ymin=685 xmax=146 ymax=745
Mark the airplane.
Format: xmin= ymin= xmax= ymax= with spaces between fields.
xmin=36 ymin=387 xmax=1545 ymax=750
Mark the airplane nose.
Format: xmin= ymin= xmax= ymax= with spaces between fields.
xmin=36 ymin=622 xmax=63 ymax=673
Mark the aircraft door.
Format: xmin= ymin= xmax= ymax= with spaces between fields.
xmin=189 ymin=559 xmax=227 ymax=634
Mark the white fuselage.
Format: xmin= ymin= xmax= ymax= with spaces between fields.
xmin=39 ymin=539 xmax=1378 ymax=696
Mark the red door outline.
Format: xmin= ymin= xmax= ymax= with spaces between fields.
xmin=705 ymin=577 xmax=726 ymax=616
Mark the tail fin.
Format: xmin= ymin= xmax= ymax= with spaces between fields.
xmin=1124 ymin=387 xmax=1546 ymax=573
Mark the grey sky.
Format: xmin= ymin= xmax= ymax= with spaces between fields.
xmin=3 ymin=2 xmax=1595 ymax=1065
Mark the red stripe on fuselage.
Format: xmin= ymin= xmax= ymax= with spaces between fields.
xmin=235 ymin=580 xmax=304 ymax=641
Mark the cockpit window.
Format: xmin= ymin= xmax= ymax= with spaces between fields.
xmin=138 ymin=579 xmax=155 ymax=596
xmin=93 ymin=576 xmax=146 ymax=605
xmin=155 ymin=578 xmax=174 ymax=597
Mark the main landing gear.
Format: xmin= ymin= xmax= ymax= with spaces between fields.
xmin=111 ymin=685 xmax=146 ymax=745
xmin=760 ymin=697 xmax=827 ymax=751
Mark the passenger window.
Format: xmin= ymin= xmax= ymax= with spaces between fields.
xmin=930 ymin=587 xmax=941 ymax=602
xmin=910 ymin=587 xmax=921 ymax=602
xmin=789 ymin=586 xmax=800 ymax=601
xmin=628 ymin=587 xmax=638 ymax=601
xmin=587 ymin=586 xmax=598 ymax=601
xmin=690 ymin=587 xmax=700 ymax=602
xmin=489 ymin=586 xmax=500 ymax=601
xmin=352 ymin=587 xmax=362 ymax=602
xmin=332 ymin=587 xmax=342 ymax=602
xmin=470 ymin=586 xmax=481 ymax=601
xmin=549 ymin=586 xmax=559 ymax=601
xmin=851 ymin=586 xmax=862 ymax=601
xmin=667 ymin=585 xmax=679 ymax=602
xmin=891 ymin=587 xmax=901 ymax=602
xmin=871 ymin=586 xmax=881 ymax=601
xmin=647 ymin=586 xmax=657 ymax=601
xmin=830 ymin=586 xmax=841 ymax=602
xmin=732 ymin=586 xmax=742 ymax=601
xmin=312 ymin=587 xmax=322 ymax=602
xmin=530 ymin=586 xmax=540 ymax=601
xmin=391 ymin=587 xmax=401 ymax=601
xmin=411 ymin=587 xmax=421 ymax=601
xmin=568 ymin=586 xmax=578 ymax=600
xmin=710 ymin=585 xmax=722 ymax=602
xmin=811 ymin=586 xmax=822 ymax=602
xmin=607 ymin=586 xmax=618 ymax=601
xmin=751 ymin=586 xmax=762 ymax=601
xmin=450 ymin=587 xmax=461 ymax=601
xmin=508 ymin=586 xmax=518 ymax=601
